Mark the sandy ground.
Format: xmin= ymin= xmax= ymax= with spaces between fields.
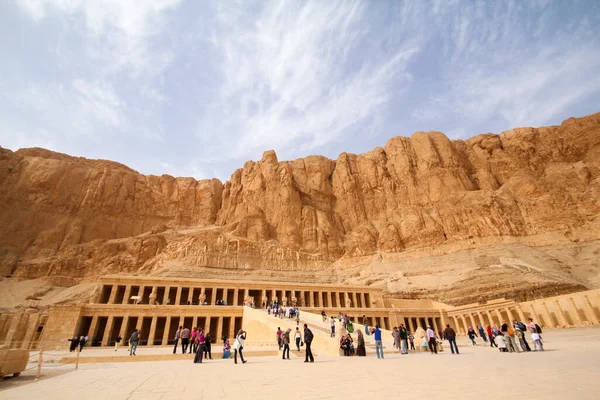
xmin=1 ymin=327 xmax=599 ymax=400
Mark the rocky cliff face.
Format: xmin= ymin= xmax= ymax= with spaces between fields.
xmin=1 ymin=112 xmax=599 ymax=305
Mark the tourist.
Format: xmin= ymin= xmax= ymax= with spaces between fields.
xmin=347 ymin=319 xmax=354 ymax=333
xmin=343 ymin=334 xmax=354 ymax=356
xmin=443 ymin=324 xmax=459 ymax=355
xmin=467 ymin=326 xmax=478 ymax=345
xmin=343 ymin=314 xmax=349 ymax=330
xmin=426 ymin=326 xmax=438 ymax=354
xmin=528 ymin=318 xmax=544 ymax=343
xmin=486 ymin=325 xmax=497 ymax=347
xmin=115 ymin=335 xmax=122 ymax=351
xmin=362 ymin=315 xmax=369 ymax=335
xmin=282 ymin=328 xmax=291 ymax=360
xmin=514 ymin=326 xmax=528 ymax=352
xmin=321 ymin=310 xmax=327 ymax=322
xmin=330 ymin=316 xmax=336 ymax=337
xmin=392 ymin=327 xmax=401 ymax=351
xmin=501 ymin=322 xmax=520 ymax=353
xmin=478 ymin=325 xmax=488 ymax=342
xmin=190 ymin=328 xmax=198 ymax=354
xmin=495 ymin=332 xmax=507 ymax=352
xmin=531 ymin=325 xmax=544 ymax=351
xmin=514 ymin=320 xmax=531 ymax=351
xmin=267 ymin=305 xmax=271 ymax=315
xmin=204 ymin=332 xmax=213 ymax=359
xmin=173 ymin=326 xmax=181 ymax=354
xmin=295 ymin=327 xmax=302 ymax=351
xmin=181 ymin=326 xmax=190 ymax=354
xmin=304 ymin=324 xmax=314 ymax=362
xmin=276 ymin=327 xmax=283 ymax=350
xmin=223 ymin=339 xmax=231 ymax=359
xmin=68 ymin=335 xmax=79 ymax=352
xmin=399 ymin=324 xmax=408 ymax=354
xmin=408 ymin=333 xmax=415 ymax=350
xmin=129 ymin=329 xmax=140 ymax=356
xmin=356 ymin=329 xmax=366 ymax=356
xmin=79 ymin=335 xmax=86 ymax=352
xmin=233 ymin=329 xmax=247 ymax=364
xmin=373 ymin=324 xmax=384 ymax=359
xmin=193 ymin=328 xmax=206 ymax=363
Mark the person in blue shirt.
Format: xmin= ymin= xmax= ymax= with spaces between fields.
xmin=373 ymin=325 xmax=384 ymax=359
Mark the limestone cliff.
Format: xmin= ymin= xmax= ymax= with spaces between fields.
xmin=1 ymin=112 xmax=599 ymax=306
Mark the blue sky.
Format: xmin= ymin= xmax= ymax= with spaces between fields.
xmin=1 ymin=0 xmax=599 ymax=181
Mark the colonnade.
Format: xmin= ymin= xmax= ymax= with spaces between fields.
xmin=97 ymin=282 xmax=375 ymax=309
xmin=448 ymin=292 xmax=600 ymax=334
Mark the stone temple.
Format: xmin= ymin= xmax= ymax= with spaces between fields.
xmin=2 ymin=276 xmax=598 ymax=352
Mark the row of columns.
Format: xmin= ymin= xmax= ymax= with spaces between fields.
xmin=86 ymin=314 xmax=239 ymax=347
xmin=449 ymin=294 xmax=600 ymax=333
xmin=102 ymin=284 xmax=373 ymax=309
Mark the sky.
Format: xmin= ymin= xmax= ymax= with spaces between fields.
xmin=1 ymin=0 xmax=599 ymax=182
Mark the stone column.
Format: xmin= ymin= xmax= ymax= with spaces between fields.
xmin=215 ymin=316 xmax=223 ymax=342
xmin=553 ymin=300 xmax=569 ymax=327
xmin=540 ymin=302 xmax=555 ymax=328
xmin=516 ymin=306 xmax=526 ymax=322
xmin=527 ymin=304 xmax=541 ymax=325
xmin=451 ymin=316 xmax=459 ymax=330
xmin=137 ymin=286 xmax=145 ymax=304
xmin=261 ymin=289 xmax=267 ymax=305
xmin=228 ymin=318 xmax=235 ymax=340
xmin=407 ymin=316 xmax=414 ymax=333
xmin=162 ymin=316 xmax=172 ymax=345
xmin=582 ymin=295 xmax=599 ymax=324
xmin=495 ymin=309 xmax=504 ymax=325
xmin=233 ymin=289 xmax=239 ymax=306
xmin=102 ymin=316 xmax=115 ymax=346
xmin=309 ymin=291 xmax=314 ymax=307
xmin=505 ymin=307 xmax=515 ymax=322
xmin=119 ymin=315 xmax=130 ymax=342
xmin=485 ymin=310 xmax=495 ymax=326
xmin=204 ymin=317 xmax=211 ymax=333
xmin=163 ymin=287 xmax=171 ymax=304
xmin=88 ymin=315 xmax=99 ymax=342
xmin=566 ymin=297 xmax=582 ymax=325
xmin=108 ymin=285 xmax=118 ymax=304
xmin=186 ymin=288 xmax=193 ymax=305
xmin=175 ymin=287 xmax=183 ymax=306
xmin=327 ymin=292 xmax=333 ymax=308
xmin=468 ymin=313 xmax=477 ymax=328
xmin=460 ymin=315 xmax=468 ymax=335
xmin=476 ymin=311 xmax=485 ymax=327
xmin=123 ymin=285 xmax=132 ymax=304
xmin=210 ymin=289 xmax=217 ymax=306
xmin=352 ymin=293 xmax=358 ymax=308
xmin=147 ymin=316 xmax=157 ymax=346
xmin=360 ymin=293 xmax=366 ymax=309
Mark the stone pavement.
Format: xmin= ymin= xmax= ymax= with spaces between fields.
xmin=1 ymin=327 xmax=599 ymax=400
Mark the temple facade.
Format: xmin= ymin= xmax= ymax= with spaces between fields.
xmin=0 ymin=276 xmax=598 ymax=351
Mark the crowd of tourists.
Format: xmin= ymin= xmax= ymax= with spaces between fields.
xmin=70 ymin=305 xmax=547 ymax=363
xmin=267 ymin=302 xmax=301 ymax=321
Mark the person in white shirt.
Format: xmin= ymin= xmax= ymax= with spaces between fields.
xmin=295 ymin=327 xmax=302 ymax=351
xmin=495 ymin=333 xmax=507 ymax=352
xmin=330 ymin=316 xmax=336 ymax=338
xmin=426 ymin=326 xmax=438 ymax=354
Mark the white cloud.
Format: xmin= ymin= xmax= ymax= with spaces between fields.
xmin=197 ymin=1 xmax=421 ymax=161
xmin=17 ymin=0 xmax=181 ymax=77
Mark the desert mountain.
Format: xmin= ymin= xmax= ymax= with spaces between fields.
xmin=1 ymin=112 xmax=599 ymax=307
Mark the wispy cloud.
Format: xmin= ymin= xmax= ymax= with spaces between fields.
xmin=197 ymin=1 xmax=421 ymax=161
xmin=2 ymin=0 xmax=599 ymax=182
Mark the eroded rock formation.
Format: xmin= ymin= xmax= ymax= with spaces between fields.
xmin=1 ymin=112 xmax=599 ymax=306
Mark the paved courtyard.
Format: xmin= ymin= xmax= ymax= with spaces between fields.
xmin=1 ymin=327 xmax=599 ymax=400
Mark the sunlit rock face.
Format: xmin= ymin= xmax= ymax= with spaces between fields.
xmin=1 ymin=112 xmax=599 ymax=306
